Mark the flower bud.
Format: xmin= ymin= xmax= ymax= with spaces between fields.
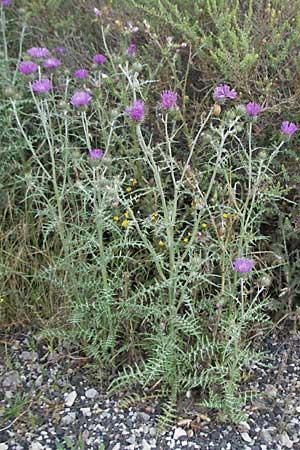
xmin=213 ymin=103 xmax=221 ymax=116
xmin=260 ymin=275 xmax=272 ymax=287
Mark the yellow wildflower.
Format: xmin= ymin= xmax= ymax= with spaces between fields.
xmin=126 ymin=187 xmax=132 ymax=193
xmin=158 ymin=240 xmax=166 ymax=247
xmin=121 ymin=219 xmax=129 ymax=227
xmin=113 ymin=215 xmax=119 ymax=221
xmin=183 ymin=237 xmax=189 ymax=244
xmin=151 ymin=212 xmax=158 ymax=221
xmin=201 ymin=223 xmax=207 ymax=228
xmin=223 ymin=213 xmax=228 ymax=219
xmin=130 ymin=178 xmax=137 ymax=185
xmin=124 ymin=211 xmax=129 ymax=218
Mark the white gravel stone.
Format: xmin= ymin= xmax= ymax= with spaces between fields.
xmin=141 ymin=439 xmax=152 ymax=450
xmin=85 ymin=388 xmax=99 ymax=399
xmin=111 ymin=444 xmax=120 ymax=450
xmin=173 ymin=427 xmax=187 ymax=440
xmin=80 ymin=407 xmax=92 ymax=417
xmin=240 ymin=432 xmax=253 ymax=443
xmin=61 ymin=412 xmax=76 ymax=425
xmin=64 ymin=390 xmax=77 ymax=407
xmin=29 ymin=443 xmax=44 ymax=450
xmin=0 ymin=444 xmax=8 ymax=450
xmin=279 ymin=431 xmax=293 ymax=449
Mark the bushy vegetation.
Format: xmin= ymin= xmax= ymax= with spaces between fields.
xmin=1 ymin=0 xmax=300 ymax=428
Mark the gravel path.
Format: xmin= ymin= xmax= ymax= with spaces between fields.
xmin=1 ymin=330 xmax=300 ymax=450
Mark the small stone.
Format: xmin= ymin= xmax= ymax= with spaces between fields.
xmin=139 ymin=412 xmax=151 ymax=422
xmin=126 ymin=435 xmax=136 ymax=444
xmin=141 ymin=439 xmax=152 ymax=450
xmin=238 ymin=421 xmax=251 ymax=432
xmin=111 ymin=445 xmax=120 ymax=450
xmin=0 ymin=444 xmax=8 ymax=450
xmin=80 ymin=407 xmax=91 ymax=417
xmin=35 ymin=375 xmax=43 ymax=388
xmin=29 ymin=443 xmax=44 ymax=450
xmin=64 ymin=391 xmax=77 ymax=407
xmin=264 ymin=384 xmax=277 ymax=399
xmin=20 ymin=351 xmax=38 ymax=361
xmin=279 ymin=431 xmax=293 ymax=449
xmin=85 ymin=388 xmax=99 ymax=399
xmin=187 ymin=429 xmax=194 ymax=438
xmin=61 ymin=412 xmax=76 ymax=426
xmin=241 ymin=432 xmax=253 ymax=443
xmin=173 ymin=427 xmax=187 ymax=440
xmin=2 ymin=371 xmax=21 ymax=390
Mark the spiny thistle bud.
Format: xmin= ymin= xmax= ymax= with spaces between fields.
xmin=260 ymin=275 xmax=272 ymax=287
xmin=213 ymin=103 xmax=221 ymax=116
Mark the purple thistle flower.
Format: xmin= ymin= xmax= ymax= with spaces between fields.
xmin=232 ymin=258 xmax=253 ymax=273
xmin=31 ymin=78 xmax=52 ymax=93
xmin=44 ymin=57 xmax=61 ymax=69
xmin=89 ymin=148 xmax=104 ymax=159
xmin=27 ymin=47 xmax=49 ymax=58
xmin=160 ymin=90 xmax=177 ymax=109
xmin=70 ymin=90 xmax=92 ymax=107
xmin=127 ymin=43 xmax=135 ymax=55
xmin=1 ymin=0 xmax=12 ymax=6
xmin=93 ymin=54 xmax=106 ymax=65
xmin=125 ymin=99 xmax=145 ymax=121
xmin=74 ymin=68 xmax=88 ymax=79
xmin=94 ymin=7 xmax=102 ymax=16
xmin=246 ymin=102 xmax=262 ymax=116
xmin=19 ymin=60 xmax=38 ymax=75
xmin=55 ymin=46 xmax=67 ymax=54
xmin=213 ymin=84 xmax=237 ymax=101
xmin=281 ymin=121 xmax=297 ymax=136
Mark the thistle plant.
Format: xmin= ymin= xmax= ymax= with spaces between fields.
xmin=2 ymin=4 xmax=299 ymax=429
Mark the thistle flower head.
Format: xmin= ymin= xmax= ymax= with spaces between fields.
xmin=125 ymin=99 xmax=145 ymax=121
xmin=44 ymin=57 xmax=61 ymax=69
xmin=213 ymin=84 xmax=237 ymax=101
xmin=160 ymin=90 xmax=177 ymax=109
xmin=281 ymin=121 xmax=297 ymax=136
xmin=94 ymin=7 xmax=102 ymax=16
xmin=246 ymin=102 xmax=262 ymax=116
xmin=127 ymin=43 xmax=135 ymax=55
xmin=55 ymin=46 xmax=67 ymax=54
xmin=31 ymin=78 xmax=52 ymax=93
xmin=233 ymin=258 xmax=253 ymax=273
xmin=93 ymin=54 xmax=106 ymax=65
xmin=27 ymin=47 xmax=49 ymax=58
xmin=19 ymin=60 xmax=38 ymax=75
xmin=1 ymin=0 xmax=12 ymax=6
xmin=74 ymin=68 xmax=88 ymax=79
xmin=70 ymin=90 xmax=92 ymax=107
xmin=89 ymin=148 xmax=104 ymax=159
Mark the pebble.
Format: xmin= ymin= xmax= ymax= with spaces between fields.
xmin=111 ymin=445 xmax=120 ymax=450
xmin=80 ymin=407 xmax=92 ymax=417
xmin=64 ymin=390 xmax=77 ymax=407
xmin=240 ymin=432 xmax=253 ymax=443
xmin=173 ymin=427 xmax=187 ymax=440
xmin=279 ymin=431 xmax=293 ymax=448
xmin=61 ymin=412 xmax=76 ymax=425
xmin=20 ymin=351 xmax=38 ymax=362
xmin=85 ymin=388 xmax=99 ymax=399
xmin=29 ymin=443 xmax=43 ymax=450
xmin=2 ymin=371 xmax=21 ymax=389
xmin=141 ymin=439 xmax=152 ymax=450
